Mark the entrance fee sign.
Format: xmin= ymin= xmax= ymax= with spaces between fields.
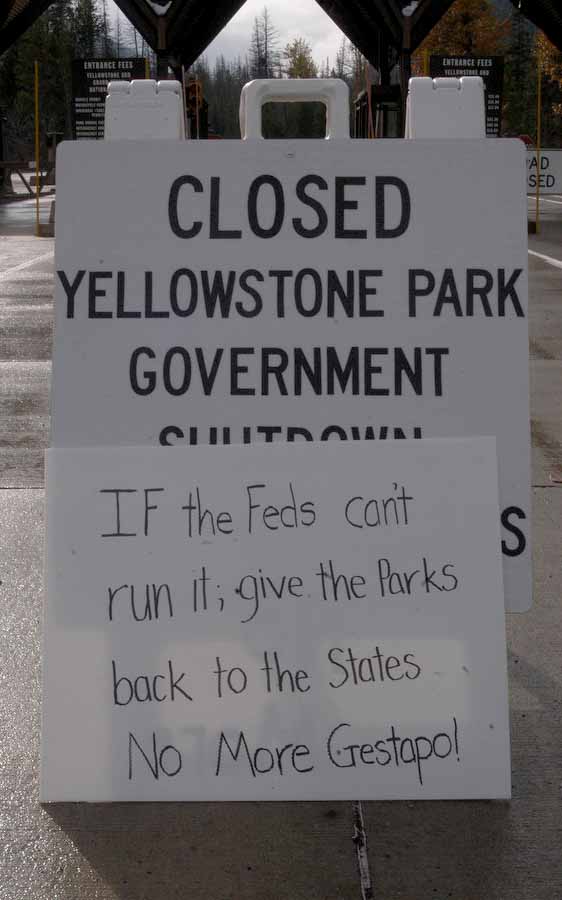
xmin=71 ymin=58 xmax=146 ymax=140
xmin=527 ymin=150 xmax=562 ymax=194
xmin=51 ymin=138 xmax=530 ymax=611
xmin=429 ymin=56 xmax=504 ymax=137
xmin=42 ymin=438 xmax=510 ymax=802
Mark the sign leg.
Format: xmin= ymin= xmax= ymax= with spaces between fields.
xmin=352 ymin=800 xmax=374 ymax=899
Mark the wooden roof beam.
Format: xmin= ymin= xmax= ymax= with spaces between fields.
xmin=0 ymin=0 xmax=57 ymax=56
xmin=167 ymin=0 xmax=247 ymax=69
xmin=408 ymin=0 xmax=456 ymax=52
xmin=0 ymin=0 xmax=19 ymax=29
xmin=511 ymin=0 xmax=562 ymax=52
xmin=317 ymin=0 xmax=403 ymax=49
xmin=112 ymin=0 xmax=159 ymax=54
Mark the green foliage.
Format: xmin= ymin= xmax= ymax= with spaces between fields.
xmin=0 ymin=0 xmax=111 ymax=156
xmin=535 ymin=31 xmax=562 ymax=146
xmin=190 ymin=17 xmax=331 ymax=139
xmin=189 ymin=55 xmax=251 ymax=138
xmin=502 ymin=16 xmax=561 ymax=144
xmin=503 ymin=11 xmax=537 ymax=138
xmin=72 ymin=0 xmax=103 ymax=58
xmin=261 ymin=37 xmax=324 ymax=139
xmin=414 ymin=2 xmax=558 ymax=144
xmin=0 ymin=0 xmax=552 ymax=149
xmin=418 ymin=0 xmax=509 ymax=56
xmin=1 ymin=0 xmax=72 ymax=155
xmin=283 ymin=38 xmax=317 ymax=78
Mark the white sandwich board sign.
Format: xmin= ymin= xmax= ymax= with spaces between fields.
xmin=51 ymin=138 xmax=530 ymax=611
xmin=42 ymin=438 xmax=511 ymax=802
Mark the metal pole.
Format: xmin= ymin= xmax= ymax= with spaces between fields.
xmin=181 ymin=66 xmax=189 ymax=138
xmin=400 ymin=21 xmax=412 ymax=136
xmin=535 ymin=57 xmax=542 ymax=235
xmin=352 ymin=800 xmax=373 ymax=899
xmin=157 ymin=52 xmax=169 ymax=80
xmin=423 ymin=48 xmax=430 ymax=77
xmin=35 ymin=60 xmax=40 ymax=237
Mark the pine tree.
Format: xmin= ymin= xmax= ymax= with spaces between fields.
xmin=283 ymin=38 xmax=317 ymax=78
xmin=99 ymin=0 xmax=114 ymax=57
xmin=350 ymin=44 xmax=367 ymax=99
xmin=320 ymin=57 xmax=331 ymax=79
xmin=535 ymin=31 xmax=562 ymax=145
xmin=115 ymin=12 xmax=122 ymax=58
xmin=72 ymin=0 xmax=103 ymax=58
xmin=278 ymin=38 xmax=323 ymax=138
xmin=0 ymin=0 xmax=107 ymax=155
xmin=45 ymin=0 xmax=75 ymax=136
xmin=334 ymin=37 xmax=351 ymax=80
xmin=503 ymin=9 xmax=536 ymax=137
xmin=249 ymin=7 xmax=280 ymax=79
xmin=125 ymin=18 xmax=141 ymax=59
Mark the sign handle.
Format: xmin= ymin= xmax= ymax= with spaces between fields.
xmin=239 ymin=78 xmax=350 ymax=140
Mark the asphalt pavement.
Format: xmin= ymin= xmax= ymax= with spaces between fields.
xmin=0 ymin=191 xmax=561 ymax=899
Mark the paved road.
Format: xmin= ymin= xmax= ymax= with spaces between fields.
xmin=0 ymin=190 xmax=55 ymax=237
xmin=0 ymin=237 xmax=53 ymax=487
xmin=0 ymin=194 xmax=561 ymax=899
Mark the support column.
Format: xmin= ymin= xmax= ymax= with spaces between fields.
xmin=157 ymin=52 xmax=172 ymax=79
xmin=399 ymin=20 xmax=412 ymax=135
xmin=157 ymin=19 xmax=170 ymax=80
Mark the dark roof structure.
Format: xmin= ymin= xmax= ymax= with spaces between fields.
xmin=1 ymin=0 xmax=561 ymax=68
xmin=511 ymin=0 xmax=562 ymax=49
xmin=1 ymin=0 xmax=58 ymax=55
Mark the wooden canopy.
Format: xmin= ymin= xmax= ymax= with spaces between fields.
xmin=1 ymin=0 xmax=561 ymax=75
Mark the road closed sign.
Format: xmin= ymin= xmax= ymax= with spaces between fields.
xmin=527 ymin=150 xmax=562 ymax=194
xmin=51 ymin=138 xmax=530 ymax=611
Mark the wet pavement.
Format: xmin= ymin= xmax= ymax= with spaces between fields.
xmin=0 ymin=234 xmax=54 ymax=486
xmin=0 ymin=193 xmax=561 ymax=899
xmin=0 ymin=191 xmax=55 ymax=237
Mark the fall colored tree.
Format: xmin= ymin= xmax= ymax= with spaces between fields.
xmin=535 ymin=31 xmax=562 ymax=144
xmin=416 ymin=0 xmax=509 ymax=57
xmin=535 ymin=32 xmax=562 ymax=89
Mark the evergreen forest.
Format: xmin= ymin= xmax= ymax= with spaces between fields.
xmin=0 ymin=0 xmax=560 ymax=157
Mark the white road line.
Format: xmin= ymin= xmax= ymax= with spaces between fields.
xmin=0 ymin=250 xmax=54 ymax=279
xmin=527 ymin=196 xmax=562 ymax=206
xmin=2 ymin=272 xmax=54 ymax=282
xmin=528 ymin=249 xmax=562 ymax=270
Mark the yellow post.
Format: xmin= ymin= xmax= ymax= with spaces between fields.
xmin=34 ymin=60 xmax=40 ymax=237
xmin=535 ymin=58 xmax=542 ymax=235
xmin=145 ymin=57 xmax=150 ymax=79
xmin=423 ymin=48 xmax=430 ymax=77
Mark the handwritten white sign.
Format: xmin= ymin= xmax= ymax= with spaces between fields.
xmin=42 ymin=438 xmax=510 ymax=802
